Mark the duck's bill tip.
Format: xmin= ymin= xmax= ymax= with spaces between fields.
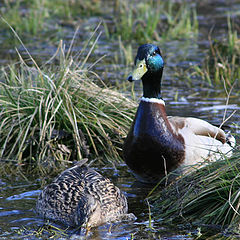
xmin=127 ymin=75 xmax=134 ymax=82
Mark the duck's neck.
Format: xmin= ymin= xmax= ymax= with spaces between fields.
xmin=133 ymin=98 xmax=168 ymax=138
xmin=142 ymin=70 xmax=163 ymax=99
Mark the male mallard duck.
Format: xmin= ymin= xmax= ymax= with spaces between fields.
xmin=36 ymin=162 xmax=134 ymax=228
xmin=123 ymin=44 xmax=235 ymax=184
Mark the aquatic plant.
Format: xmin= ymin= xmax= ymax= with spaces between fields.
xmin=0 ymin=28 xmax=136 ymax=178
xmin=113 ymin=1 xmax=161 ymax=42
xmin=150 ymin=149 xmax=240 ymax=228
xmin=193 ymin=17 xmax=240 ymax=89
xmin=16 ymin=222 xmax=69 ymax=239
xmin=105 ymin=0 xmax=198 ymax=43
xmin=163 ymin=1 xmax=198 ymax=39
xmin=0 ymin=0 xmax=102 ymax=39
xmin=43 ymin=0 xmax=102 ymax=18
xmin=0 ymin=0 xmax=49 ymax=36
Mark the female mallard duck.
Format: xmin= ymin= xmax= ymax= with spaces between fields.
xmin=123 ymin=44 xmax=235 ymax=184
xmin=36 ymin=162 xmax=134 ymax=228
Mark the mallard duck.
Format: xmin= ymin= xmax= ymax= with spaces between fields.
xmin=36 ymin=161 xmax=134 ymax=228
xmin=123 ymin=44 xmax=235 ymax=184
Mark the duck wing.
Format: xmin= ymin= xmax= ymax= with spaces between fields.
xmin=167 ymin=116 xmax=235 ymax=169
xmin=168 ymin=116 xmax=226 ymax=143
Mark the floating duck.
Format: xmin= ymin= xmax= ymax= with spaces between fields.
xmin=36 ymin=161 xmax=134 ymax=229
xmin=123 ymin=44 xmax=235 ymax=184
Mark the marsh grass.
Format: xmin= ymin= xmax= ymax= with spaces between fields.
xmin=150 ymin=150 xmax=240 ymax=228
xmin=113 ymin=1 xmax=161 ymax=42
xmin=43 ymin=0 xmax=102 ymax=18
xmin=1 ymin=0 xmax=199 ymax=43
xmin=106 ymin=0 xmax=198 ymax=43
xmin=0 ymin=0 xmax=49 ymax=36
xmin=163 ymin=2 xmax=198 ymax=39
xmin=0 ymin=28 xmax=136 ymax=178
xmin=0 ymin=0 xmax=101 ymax=39
xmin=193 ymin=17 xmax=240 ymax=89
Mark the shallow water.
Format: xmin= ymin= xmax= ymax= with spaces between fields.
xmin=0 ymin=165 xmax=199 ymax=239
xmin=0 ymin=0 xmax=240 ymax=239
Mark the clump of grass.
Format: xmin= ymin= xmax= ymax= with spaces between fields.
xmin=163 ymin=1 xmax=198 ymax=39
xmin=43 ymin=0 xmax=102 ymax=19
xmin=193 ymin=17 xmax=240 ymax=89
xmin=105 ymin=0 xmax=198 ymax=43
xmin=0 ymin=0 xmax=102 ymax=40
xmin=0 ymin=0 xmax=49 ymax=36
xmin=113 ymin=1 xmax=161 ymax=42
xmin=0 ymin=29 xmax=136 ymax=178
xmin=150 ymin=149 xmax=240 ymax=228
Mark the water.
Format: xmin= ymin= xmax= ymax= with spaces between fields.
xmin=0 ymin=166 xmax=198 ymax=239
xmin=0 ymin=0 xmax=240 ymax=239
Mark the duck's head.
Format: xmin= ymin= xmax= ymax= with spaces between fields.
xmin=128 ymin=44 xmax=164 ymax=99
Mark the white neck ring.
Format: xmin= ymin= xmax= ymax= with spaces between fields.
xmin=140 ymin=97 xmax=165 ymax=105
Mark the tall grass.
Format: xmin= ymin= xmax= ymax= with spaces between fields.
xmin=163 ymin=1 xmax=198 ymax=39
xmin=193 ymin=17 xmax=240 ymax=89
xmin=43 ymin=0 xmax=102 ymax=18
xmin=0 ymin=0 xmax=49 ymax=36
xmin=105 ymin=0 xmax=198 ymax=43
xmin=0 ymin=30 xmax=136 ymax=178
xmin=0 ymin=0 xmax=101 ymax=39
xmin=113 ymin=1 xmax=161 ymax=42
xmin=150 ymin=150 xmax=240 ymax=228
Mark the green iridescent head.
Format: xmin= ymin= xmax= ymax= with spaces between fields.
xmin=128 ymin=44 xmax=164 ymax=82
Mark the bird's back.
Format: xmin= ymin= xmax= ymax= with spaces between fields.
xmin=36 ymin=164 xmax=128 ymax=227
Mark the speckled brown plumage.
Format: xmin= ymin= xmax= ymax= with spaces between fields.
xmin=36 ymin=164 xmax=130 ymax=228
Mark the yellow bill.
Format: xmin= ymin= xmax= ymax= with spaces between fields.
xmin=128 ymin=59 xmax=147 ymax=82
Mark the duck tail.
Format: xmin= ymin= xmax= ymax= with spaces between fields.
xmin=225 ymin=131 xmax=236 ymax=148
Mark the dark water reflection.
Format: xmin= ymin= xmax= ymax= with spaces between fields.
xmin=0 ymin=0 xmax=240 ymax=239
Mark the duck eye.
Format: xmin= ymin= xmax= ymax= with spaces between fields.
xmin=152 ymin=51 xmax=156 ymax=56
xmin=139 ymin=64 xmax=143 ymax=68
